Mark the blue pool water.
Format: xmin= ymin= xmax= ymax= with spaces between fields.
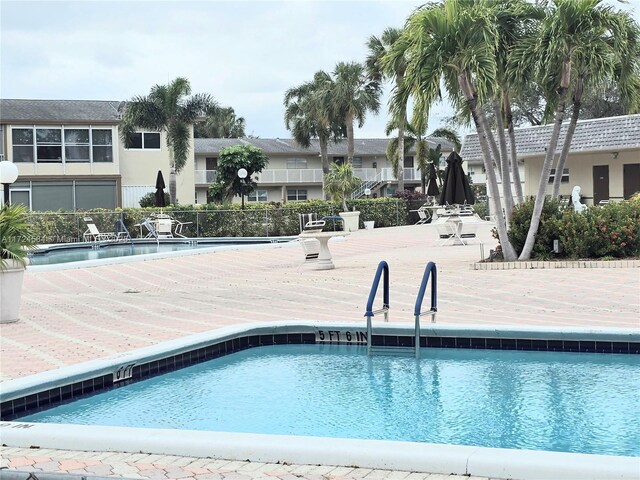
xmin=21 ymin=345 xmax=640 ymax=456
xmin=29 ymin=242 xmax=241 ymax=266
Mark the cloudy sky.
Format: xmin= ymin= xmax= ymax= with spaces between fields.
xmin=1 ymin=0 xmax=639 ymax=140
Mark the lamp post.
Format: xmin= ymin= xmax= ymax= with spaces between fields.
xmin=237 ymin=168 xmax=248 ymax=210
xmin=0 ymin=161 xmax=19 ymax=206
xmin=364 ymin=188 xmax=371 ymax=199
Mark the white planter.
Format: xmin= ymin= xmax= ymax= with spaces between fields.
xmin=0 ymin=259 xmax=27 ymax=324
xmin=339 ymin=211 xmax=360 ymax=232
xmin=364 ymin=221 xmax=375 ymax=230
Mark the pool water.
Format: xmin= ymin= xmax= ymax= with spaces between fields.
xmin=21 ymin=344 xmax=640 ymax=456
xmin=29 ymin=242 xmax=238 ymax=266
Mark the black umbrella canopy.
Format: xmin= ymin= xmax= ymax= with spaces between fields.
xmin=426 ymin=162 xmax=440 ymax=197
xmin=155 ymin=170 xmax=166 ymax=207
xmin=438 ymin=152 xmax=475 ymax=206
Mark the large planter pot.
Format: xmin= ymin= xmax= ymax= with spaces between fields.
xmin=339 ymin=211 xmax=361 ymax=232
xmin=0 ymin=259 xmax=27 ymax=324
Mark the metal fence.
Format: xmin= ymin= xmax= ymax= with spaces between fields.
xmin=25 ymin=200 xmax=412 ymax=244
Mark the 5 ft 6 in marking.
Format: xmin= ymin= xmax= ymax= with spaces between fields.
xmin=316 ymin=330 xmax=367 ymax=344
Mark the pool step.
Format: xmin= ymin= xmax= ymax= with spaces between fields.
xmin=368 ymin=346 xmax=417 ymax=357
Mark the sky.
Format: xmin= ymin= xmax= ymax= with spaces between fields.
xmin=1 ymin=0 xmax=639 ymax=140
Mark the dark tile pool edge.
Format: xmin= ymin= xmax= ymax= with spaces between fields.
xmin=2 ymin=323 xmax=639 ymax=421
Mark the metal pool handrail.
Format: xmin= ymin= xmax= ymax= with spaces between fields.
xmin=413 ymin=261 xmax=438 ymax=357
xmin=365 ymin=260 xmax=390 ymax=355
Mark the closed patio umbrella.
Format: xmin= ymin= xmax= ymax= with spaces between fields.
xmin=439 ymin=152 xmax=475 ymax=206
xmin=155 ymin=170 xmax=166 ymax=208
xmin=426 ymin=162 xmax=440 ymax=197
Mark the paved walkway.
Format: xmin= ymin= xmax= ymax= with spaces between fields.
xmin=1 ymin=224 xmax=638 ymax=479
xmin=0 ymin=447 xmax=493 ymax=480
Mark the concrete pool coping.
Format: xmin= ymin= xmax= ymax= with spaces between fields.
xmin=1 ymin=322 xmax=639 ymax=480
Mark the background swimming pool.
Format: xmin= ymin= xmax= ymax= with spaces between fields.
xmin=21 ymin=344 xmax=640 ymax=456
xmin=29 ymin=242 xmax=243 ymax=265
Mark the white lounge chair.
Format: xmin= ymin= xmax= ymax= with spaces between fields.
xmin=83 ymin=217 xmax=116 ymax=242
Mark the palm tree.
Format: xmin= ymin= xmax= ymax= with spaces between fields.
xmin=284 ymin=71 xmax=343 ymax=177
xmin=492 ymin=0 xmax=544 ymax=210
xmin=120 ymin=77 xmax=214 ymax=205
xmin=513 ymin=0 xmax=640 ymax=259
xmin=197 ymin=107 xmax=246 ymax=138
xmin=398 ymin=0 xmax=518 ymax=260
xmin=366 ymin=27 xmax=408 ymax=191
xmin=329 ymin=61 xmax=382 ymax=165
xmin=323 ymin=163 xmax=362 ymax=212
xmin=550 ymin=8 xmax=640 ymax=198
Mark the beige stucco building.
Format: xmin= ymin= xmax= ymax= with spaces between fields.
xmin=1 ymin=99 xmax=454 ymax=211
xmin=461 ymin=114 xmax=640 ymax=206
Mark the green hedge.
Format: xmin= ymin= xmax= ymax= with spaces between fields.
xmin=25 ymin=198 xmax=410 ymax=243
xmin=497 ymin=197 xmax=640 ymax=260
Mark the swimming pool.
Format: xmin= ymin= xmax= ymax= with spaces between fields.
xmin=2 ymin=323 xmax=639 ymax=479
xmin=18 ymin=343 xmax=640 ymax=457
xmin=28 ymin=237 xmax=294 ymax=266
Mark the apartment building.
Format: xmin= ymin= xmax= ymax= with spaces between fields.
xmin=1 ymin=99 xmax=454 ymax=210
xmin=461 ymin=114 xmax=640 ymax=205
xmin=194 ymin=137 xmax=455 ymax=204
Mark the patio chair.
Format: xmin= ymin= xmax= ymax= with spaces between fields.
xmin=155 ymin=217 xmax=174 ymax=238
xmin=299 ymin=213 xmax=318 ymax=233
xmin=83 ymin=217 xmax=116 ymax=242
xmin=299 ymin=237 xmax=321 ymax=261
xmin=415 ymin=204 xmax=432 ymax=225
xmin=139 ymin=218 xmax=159 ymax=240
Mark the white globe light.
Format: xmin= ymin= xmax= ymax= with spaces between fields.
xmin=364 ymin=188 xmax=372 ymax=196
xmin=237 ymin=168 xmax=248 ymax=179
xmin=0 ymin=161 xmax=19 ymax=184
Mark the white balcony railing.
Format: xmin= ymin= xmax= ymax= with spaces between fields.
xmin=194 ymin=167 xmax=420 ymax=186
xmin=194 ymin=170 xmax=218 ymax=184
xmin=379 ymin=167 xmax=422 ymax=181
xmin=256 ymin=169 xmax=324 ymax=184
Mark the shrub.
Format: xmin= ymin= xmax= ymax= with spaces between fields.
xmin=139 ymin=192 xmax=170 ymax=208
xmin=556 ymin=198 xmax=640 ymax=258
xmin=497 ymin=196 xmax=640 ymax=260
xmin=506 ymin=197 xmax=566 ymax=259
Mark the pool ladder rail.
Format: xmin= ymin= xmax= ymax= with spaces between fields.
xmin=365 ymin=260 xmax=437 ymax=358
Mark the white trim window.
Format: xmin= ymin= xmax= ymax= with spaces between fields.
xmin=11 ymin=126 xmax=113 ymax=163
xmin=12 ymin=128 xmax=34 ymax=162
xmin=64 ymin=128 xmax=90 ymax=162
xmin=126 ymin=132 xmax=161 ymax=150
xmin=352 ymin=157 xmax=363 ymax=168
xmin=549 ymin=168 xmax=569 ymax=184
xmin=287 ymin=188 xmax=307 ymax=201
xmin=36 ymin=128 xmax=62 ymax=162
xmin=92 ymin=129 xmax=113 ymax=162
xmin=248 ymin=189 xmax=268 ymax=203
xmin=287 ymin=158 xmax=307 ymax=169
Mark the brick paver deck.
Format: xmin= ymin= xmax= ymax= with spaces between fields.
xmin=1 ymin=224 xmax=638 ymax=479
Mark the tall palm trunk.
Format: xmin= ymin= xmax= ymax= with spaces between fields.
xmin=397 ymin=121 xmax=405 ymax=192
xmin=504 ymin=92 xmax=524 ymax=203
xmin=552 ymin=77 xmax=583 ymax=199
xmin=493 ymin=99 xmax=514 ymax=226
xmin=459 ymin=72 xmax=517 ymax=261
xmin=168 ymin=149 xmax=177 ymax=205
xmin=519 ymin=60 xmax=571 ymax=260
xmin=396 ymin=71 xmax=406 ymax=192
xmin=320 ymin=138 xmax=330 ymax=200
xmin=346 ymin=112 xmax=355 ymax=164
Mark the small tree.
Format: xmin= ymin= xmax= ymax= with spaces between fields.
xmin=208 ymin=145 xmax=268 ymax=203
xmin=323 ymin=163 xmax=361 ymax=212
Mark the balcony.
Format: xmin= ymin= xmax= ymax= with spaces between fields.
xmin=193 ymin=167 xmax=418 ymax=186
xmin=194 ymin=170 xmax=218 ymax=184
